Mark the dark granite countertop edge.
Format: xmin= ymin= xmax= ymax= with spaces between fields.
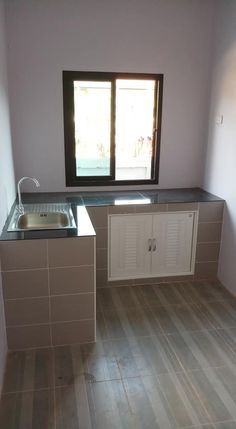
xmin=0 ymin=187 xmax=224 ymax=241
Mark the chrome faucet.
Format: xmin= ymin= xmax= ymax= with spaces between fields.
xmin=17 ymin=177 xmax=40 ymax=214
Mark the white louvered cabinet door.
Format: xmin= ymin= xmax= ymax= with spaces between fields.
xmin=108 ymin=214 xmax=152 ymax=280
xmin=151 ymin=212 xmax=195 ymax=276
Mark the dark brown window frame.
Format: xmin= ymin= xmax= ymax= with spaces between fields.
xmin=63 ymin=71 xmax=163 ymax=187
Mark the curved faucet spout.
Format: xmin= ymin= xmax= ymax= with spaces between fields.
xmin=17 ymin=176 xmax=40 ymax=214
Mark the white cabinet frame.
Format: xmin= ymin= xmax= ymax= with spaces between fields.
xmin=108 ymin=211 xmax=198 ymax=281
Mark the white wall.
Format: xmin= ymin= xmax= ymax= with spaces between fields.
xmin=204 ymin=0 xmax=236 ymax=294
xmin=5 ymin=0 xmax=215 ymax=192
xmin=0 ymin=0 xmax=15 ymax=394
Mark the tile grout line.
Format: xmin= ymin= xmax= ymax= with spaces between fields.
xmin=46 ymin=240 xmax=52 ymax=348
xmin=1 ymin=263 xmax=94 ymax=273
xmin=46 ymin=241 xmax=56 ymax=428
xmin=4 ymin=291 xmax=95 ymax=301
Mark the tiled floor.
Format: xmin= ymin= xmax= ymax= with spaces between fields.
xmin=1 ymin=280 xmax=236 ymax=428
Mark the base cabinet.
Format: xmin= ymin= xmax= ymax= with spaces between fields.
xmin=108 ymin=211 xmax=198 ymax=280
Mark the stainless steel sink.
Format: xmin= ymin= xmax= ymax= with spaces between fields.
xmin=8 ymin=203 xmax=76 ymax=231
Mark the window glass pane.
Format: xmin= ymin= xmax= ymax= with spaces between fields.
xmin=115 ymin=79 xmax=156 ymax=180
xmin=74 ymin=81 xmax=111 ymax=177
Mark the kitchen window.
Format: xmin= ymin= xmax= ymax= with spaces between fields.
xmin=63 ymin=71 xmax=163 ymax=187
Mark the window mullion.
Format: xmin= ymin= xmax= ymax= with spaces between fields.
xmin=110 ymin=78 xmax=116 ymax=180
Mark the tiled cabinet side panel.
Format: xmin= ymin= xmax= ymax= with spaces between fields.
xmin=195 ymin=201 xmax=224 ymax=279
xmin=0 ymin=239 xmax=50 ymax=349
xmin=6 ymin=325 xmax=51 ymax=350
xmin=0 ymin=240 xmax=47 ymax=271
xmin=4 ymin=298 xmax=50 ymax=326
xmin=49 ymin=266 xmax=94 ymax=295
xmin=1 ymin=237 xmax=96 ymax=349
xmin=2 ymin=269 xmax=48 ymax=299
xmin=48 ymin=237 xmax=96 ymax=346
xmin=51 ymin=320 xmax=95 ymax=346
xmin=48 ymin=237 xmax=94 ymax=267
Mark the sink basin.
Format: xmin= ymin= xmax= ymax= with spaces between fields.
xmin=17 ymin=212 xmax=70 ymax=230
xmin=8 ymin=203 xmax=76 ymax=231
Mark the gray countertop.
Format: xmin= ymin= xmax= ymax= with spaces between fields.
xmin=0 ymin=187 xmax=223 ymax=241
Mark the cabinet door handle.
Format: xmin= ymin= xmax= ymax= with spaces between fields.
xmin=148 ymin=238 xmax=152 ymax=252
xmin=152 ymin=238 xmax=157 ymax=251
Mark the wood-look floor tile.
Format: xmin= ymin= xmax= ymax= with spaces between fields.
xmin=168 ymin=329 xmax=235 ymax=371
xmin=170 ymin=303 xmax=216 ymax=332
xmin=215 ymin=422 xmax=236 ymax=429
xmin=149 ymin=305 xmax=181 ymax=334
xmin=3 ymin=279 xmax=236 ymax=429
xmin=101 ymin=309 xmax=128 ymax=339
xmin=122 ymin=375 xmax=175 ymax=429
xmin=54 ymin=345 xmax=84 ymax=387
xmin=3 ymin=349 xmax=53 ymax=393
xmin=112 ymin=286 xmax=140 ymax=308
xmin=217 ymin=328 xmax=236 ymax=354
xmin=54 ymin=343 xmax=121 ymax=386
xmin=203 ymin=301 xmax=236 ymax=329
xmin=184 ymin=425 xmax=215 ymax=429
xmin=194 ymin=303 xmax=221 ymax=329
xmin=96 ymin=311 xmax=108 ymax=341
xmin=214 ymin=366 xmax=236 ymax=402
xmin=193 ymin=280 xmax=233 ymax=303
xmin=186 ymin=329 xmax=235 ymax=368
xmin=133 ymin=284 xmax=164 ymax=307
xmin=79 ymin=340 xmax=115 ymax=357
xmin=206 ymin=329 xmax=236 ymax=364
xmin=96 ymin=289 xmax=116 ymax=310
xmin=157 ymin=372 xmax=211 ymax=427
xmin=166 ymin=333 xmax=202 ymax=371
xmin=174 ymin=282 xmax=201 ymax=304
xmin=0 ymin=390 xmax=54 ymax=429
xmin=125 ymin=306 xmax=162 ymax=336
xmin=188 ymin=368 xmax=236 ymax=423
xmin=86 ymin=379 xmax=135 ymax=429
xmin=102 ymin=307 xmax=152 ymax=339
xmin=2 ymin=351 xmax=25 ymax=393
xmin=111 ymin=335 xmax=181 ymax=378
xmin=55 ymin=384 xmax=82 ymax=429
xmin=81 ymin=352 xmax=121 ymax=383
xmin=153 ymin=283 xmax=186 ymax=306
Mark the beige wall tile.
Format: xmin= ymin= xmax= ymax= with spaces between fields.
xmin=96 ymin=268 xmax=134 ymax=288
xmin=199 ymin=202 xmax=224 ymax=222
xmin=49 ymin=266 xmax=94 ymax=295
xmin=197 ymin=222 xmax=222 ymax=243
xmin=196 ymin=243 xmax=220 ymax=262
xmin=107 ymin=278 xmax=134 ymax=287
xmin=108 ymin=205 xmax=135 ymax=214
xmin=167 ymin=203 xmax=198 ymax=211
xmin=135 ymin=204 xmax=168 ymax=213
xmin=96 ymin=227 xmax=108 ymax=249
xmin=134 ymin=275 xmax=194 ymax=285
xmin=50 ymin=293 xmax=94 ymax=322
xmin=86 ymin=207 xmax=108 ymax=228
xmin=52 ymin=319 xmax=95 ymax=345
xmin=0 ymin=240 xmax=47 ymax=271
xmin=194 ymin=262 xmax=218 ymax=278
xmin=7 ymin=325 xmax=51 ymax=350
xmin=2 ymin=269 xmax=48 ymax=300
xmin=5 ymin=297 xmax=49 ymax=326
xmin=48 ymin=237 xmax=94 ymax=267
xmin=96 ymin=248 xmax=107 ymax=269
xmin=96 ymin=269 xmax=108 ymax=288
